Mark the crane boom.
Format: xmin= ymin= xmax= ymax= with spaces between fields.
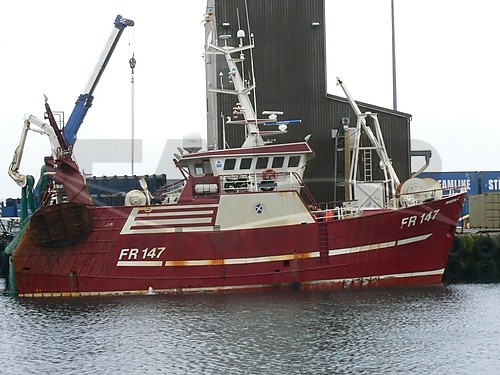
xmin=8 ymin=14 xmax=133 ymax=206
xmin=63 ymin=14 xmax=134 ymax=147
xmin=336 ymin=77 xmax=401 ymax=198
xmin=8 ymin=113 xmax=62 ymax=188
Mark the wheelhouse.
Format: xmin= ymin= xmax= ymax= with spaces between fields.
xmin=176 ymin=142 xmax=315 ymax=195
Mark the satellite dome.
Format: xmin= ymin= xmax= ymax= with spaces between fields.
xmin=183 ymin=131 xmax=202 ymax=153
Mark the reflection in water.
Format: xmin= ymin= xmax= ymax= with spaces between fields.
xmin=0 ymin=282 xmax=499 ymax=374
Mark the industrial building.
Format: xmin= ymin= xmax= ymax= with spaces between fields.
xmin=204 ymin=0 xmax=412 ymax=203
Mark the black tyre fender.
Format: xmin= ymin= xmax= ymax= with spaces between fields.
xmin=475 ymin=259 xmax=498 ymax=283
xmin=474 ymin=237 xmax=498 ymax=259
xmin=444 ymin=258 xmax=464 ymax=283
xmin=0 ymin=251 xmax=10 ymax=278
xmin=448 ymin=236 xmax=465 ymax=259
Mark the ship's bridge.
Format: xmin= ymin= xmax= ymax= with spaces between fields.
xmin=177 ymin=142 xmax=315 ymax=194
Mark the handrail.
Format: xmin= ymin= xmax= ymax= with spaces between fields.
xmin=309 ymin=185 xmax=466 ymax=221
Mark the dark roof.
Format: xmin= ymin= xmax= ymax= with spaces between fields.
xmin=327 ymin=94 xmax=412 ymax=119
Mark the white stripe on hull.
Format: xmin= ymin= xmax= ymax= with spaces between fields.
xmin=132 ymin=217 xmax=213 ymax=226
xmin=117 ymin=260 xmax=163 ymax=267
xmin=137 ymin=210 xmax=215 ymax=217
xmin=121 ymin=206 xmax=217 ymax=235
xmin=329 ymin=240 xmax=396 ymax=256
xmin=164 ymin=252 xmax=321 ymax=267
xmin=124 ymin=226 xmax=218 ymax=234
xmin=396 ymin=233 xmax=433 ymax=246
xmin=137 ymin=204 xmax=219 ymax=210
xmin=116 ymin=233 xmax=433 ymax=267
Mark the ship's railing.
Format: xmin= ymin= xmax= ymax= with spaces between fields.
xmin=220 ymin=171 xmax=305 ymax=194
xmin=309 ymin=184 xmax=466 ymax=221
xmin=441 ymin=185 xmax=467 ymax=197
xmin=309 ymin=200 xmax=360 ymax=221
xmin=158 ymin=179 xmax=186 ymax=204
xmin=396 ymin=185 xmax=466 ymax=208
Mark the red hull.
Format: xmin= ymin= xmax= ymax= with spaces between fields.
xmin=12 ymin=193 xmax=465 ymax=297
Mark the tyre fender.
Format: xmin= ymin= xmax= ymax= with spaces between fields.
xmin=474 ymin=237 xmax=498 ymax=259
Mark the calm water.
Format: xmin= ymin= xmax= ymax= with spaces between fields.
xmin=0 ymin=281 xmax=498 ymax=375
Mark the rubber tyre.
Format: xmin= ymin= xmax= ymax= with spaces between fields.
xmin=0 ymin=252 xmax=9 ymax=278
xmin=475 ymin=259 xmax=498 ymax=283
xmin=474 ymin=237 xmax=498 ymax=260
xmin=448 ymin=236 xmax=465 ymax=259
xmin=443 ymin=258 xmax=464 ymax=283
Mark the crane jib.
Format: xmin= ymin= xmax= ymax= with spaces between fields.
xmin=63 ymin=14 xmax=134 ymax=147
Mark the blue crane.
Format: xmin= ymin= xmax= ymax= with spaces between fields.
xmin=62 ymin=14 xmax=134 ymax=147
xmin=8 ymin=15 xmax=134 ymax=212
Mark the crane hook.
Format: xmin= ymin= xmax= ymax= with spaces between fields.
xmin=129 ymin=53 xmax=136 ymax=74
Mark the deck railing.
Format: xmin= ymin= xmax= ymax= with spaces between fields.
xmin=310 ymin=185 xmax=467 ymax=221
xmin=220 ymin=171 xmax=306 ymax=194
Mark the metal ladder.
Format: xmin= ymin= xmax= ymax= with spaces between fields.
xmin=363 ymin=149 xmax=372 ymax=181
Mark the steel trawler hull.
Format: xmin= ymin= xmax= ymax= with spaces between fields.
xmin=12 ymin=192 xmax=465 ymax=297
xmin=6 ymin=13 xmax=467 ymax=297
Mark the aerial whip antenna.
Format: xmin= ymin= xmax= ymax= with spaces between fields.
xmin=129 ymin=53 xmax=136 ymax=175
xmin=244 ymin=0 xmax=257 ymax=116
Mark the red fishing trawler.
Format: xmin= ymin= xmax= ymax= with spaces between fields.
xmin=5 ymin=15 xmax=465 ymax=297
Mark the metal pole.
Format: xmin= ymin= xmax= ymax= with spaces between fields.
xmin=344 ymin=128 xmax=351 ymax=201
xmin=391 ymin=0 xmax=398 ymax=111
xmin=129 ymin=54 xmax=136 ymax=175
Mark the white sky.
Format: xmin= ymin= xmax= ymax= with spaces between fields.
xmin=0 ymin=0 xmax=498 ymax=199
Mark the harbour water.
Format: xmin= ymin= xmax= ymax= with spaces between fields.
xmin=0 ymin=282 xmax=498 ymax=374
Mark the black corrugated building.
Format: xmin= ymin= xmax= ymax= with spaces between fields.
xmin=205 ymin=0 xmax=412 ymax=203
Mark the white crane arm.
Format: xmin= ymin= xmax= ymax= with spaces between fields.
xmin=8 ymin=114 xmax=62 ymax=187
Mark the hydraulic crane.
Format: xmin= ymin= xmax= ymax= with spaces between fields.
xmin=8 ymin=15 xmax=134 ymax=206
xmin=63 ymin=14 xmax=134 ymax=147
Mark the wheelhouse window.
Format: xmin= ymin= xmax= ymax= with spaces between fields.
xmin=223 ymin=158 xmax=237 ymax=171
xmin=272 ymin=156 xmax=285 ymax=169
xmin=194 ymin=163 xmax=204 ymax=176
xmin=203 ymin=160 xmax=212 ymax=174
xmin=256 ymin=157 xmax=269 ymax=170
xmin=288 ymin=155 xmax=301 ymax=168
xmin=240 ymin=158 xmax=252 ymax=170
xmin=194 ymin=160 xmax=213 ymax=176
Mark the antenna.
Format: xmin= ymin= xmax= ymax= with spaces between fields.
xmin=236 ymin=8 xmax=246 ymax=83
xmin=244 ymin=0 xmax=257 ymax=116
xmin=129 ymin=53 xmax=136 ymax=175
xmin=237 ymin=8 xmax=241 ymax=31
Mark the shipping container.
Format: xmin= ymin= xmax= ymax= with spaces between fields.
xmin=469 ymin=193 xmax=500 ymax=228
xmin=87 ymin=174 xmax=168 ymax=206
xmin=420 ymin=171 xmax=500 ymax=228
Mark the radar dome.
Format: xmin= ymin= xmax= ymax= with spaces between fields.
xmin=183 ymin=131 xmax=202 ymax=153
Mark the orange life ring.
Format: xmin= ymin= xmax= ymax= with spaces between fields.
xmin=325 ymin=210 xmax=334 ymax=221
xmin=262 ymin=168 xmax=277 ymax=181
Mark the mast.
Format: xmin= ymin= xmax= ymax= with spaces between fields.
xmin=206 ymin=35 xmax=264 ymax=148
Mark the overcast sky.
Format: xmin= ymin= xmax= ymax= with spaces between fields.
xmin=1 ymin=0 xmax=498 ymax=199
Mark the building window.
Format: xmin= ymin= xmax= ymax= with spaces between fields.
xmin=272 ymin=156 xmax=285 ymax=169
xmin=223 ymin=158 xmax=237 ymax=170
xmin=288 ymin=156 xmax=301 ymax=168
xmin=240 ymin=158 xmax=252 ymax=170
xmin=256 ymin=157 xmax=269 ymax=170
